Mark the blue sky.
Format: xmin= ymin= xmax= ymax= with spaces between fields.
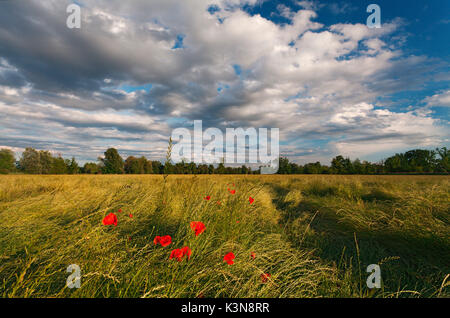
xmin=0 ymin=0 xmax=448 ymax=164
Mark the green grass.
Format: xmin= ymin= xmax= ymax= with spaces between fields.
xmin=0 ymin=175 xmax=448 ymax=298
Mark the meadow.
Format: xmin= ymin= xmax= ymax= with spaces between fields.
xmin=0 ymin=174 xmax=448 ymax=298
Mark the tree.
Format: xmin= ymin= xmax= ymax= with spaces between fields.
xmin=19 ymin=148 xmax=41 ymax=174
xmin=125 ymin=156 xmax=140 ymax=174
xmin=140 ymin=156 xmax=153 ymax=174
xmin=83 ymin=162 xmax=100 ymax=174
xmin=51 ymin=156 xmax=68 ymax=174
xmin=100 ymin=148 xmax=124 ymax=174
xmin=151 ymin=160 xmax=163 ymax=174
xmin=278 ymin=157 xmax=292 ymax=174
xmin=436 ymin=147 xmax=449 ymax=173
xmin=39 ymin=150 xmax=53 ymax=174
xmin=67 ymin=157 xmax=79 ymax=174
xmin=331 ymin=155 xmax=352 ymax=174
xmin=0 ymin=149 xmax=16 ymax=174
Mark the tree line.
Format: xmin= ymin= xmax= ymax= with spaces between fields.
xmin=0 ymin=146 xmax=448 ymax=175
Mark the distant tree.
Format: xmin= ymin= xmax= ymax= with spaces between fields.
xmin=38 ymin=150 xmax=53 ymax=174
xmin=0 ymin=149 xmax=16 ymax=174
xmin=19 ymin=147 xmax=41 ymax=174
xmin=331 ymin=155 xmax=352 ymax=174
xmin=151 ymin=160 xmax=163 ymax=174
xmin=67 ymin=157 xmax=79 ymax=174
xmin=125 ymin=156 xmax=141 ymax=174
xmin=352 ymin=159 xmax=363 ymax=174
xmin=83 ymin=162 xmax=100 ymax=174
xmin=277 ymin=157 xmax=291 ymax=174
xmin=435 ymin=147 xmax=449 ymax=173
xmin=100 ymin=148 xmax=124 ymax=174
xmin=304 ymin=162 xmax=323 ymax=174
xmin=51 ymin=156 xmax=68 ymax=174
xmin=140 ymin=157 xmax=153 ymax=174
xmin=216 ymin=162 xmax=225 ymax=174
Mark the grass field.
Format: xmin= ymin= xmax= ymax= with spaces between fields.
xmin=0 ymin=174 xmax=449 ymax=298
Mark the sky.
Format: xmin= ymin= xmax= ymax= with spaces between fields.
xmin=0 ymin=0 xmax=449 ymax=165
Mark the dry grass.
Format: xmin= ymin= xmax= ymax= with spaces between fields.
xmin=0 ymin=174 xmax=448 ymax=298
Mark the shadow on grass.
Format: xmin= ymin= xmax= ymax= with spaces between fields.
xmin=269 ymin=184 xmax=450 ymax=296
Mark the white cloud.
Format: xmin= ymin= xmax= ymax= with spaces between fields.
xmin=424 ymin=90 xmax=450 ymax=107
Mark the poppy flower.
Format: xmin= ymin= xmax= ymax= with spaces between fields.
xmin=216 ymin=201 xmax=221 ymax=205
xmin=170 ymin=246 xmax=191 ymax=262
xmin=261 ymin=273 xmax=271 ymax=283
xmin=129 ymin=213 xmax=133 ymax=218
xmin=190 ymin=221 xmax=206 ymax=236
xmin=118 ymin=209 xmax=122 ymax=213
xmin=102 ymin=213 xmax=118 ymax=226
xmin=204 ymin=196 xmax=211 ymax=201
xmin=228 ymin=188 xmax=236 ymax=194
xmin=154 ymin=235 xmax=172 ymax=247
xmin=249 ymin=197 xmax=254 ymax=204
xmin=223 ymin=252 xmax=235 ymax=265
xmin=181 ymin=246 xmax=192 ymax=259
xmin=250 ymin=252 xmax=256 ymax=260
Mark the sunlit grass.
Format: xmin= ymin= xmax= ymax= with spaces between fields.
xmin=0 ymin=175 xmax=448 ymax=298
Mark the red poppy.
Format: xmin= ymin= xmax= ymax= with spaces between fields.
xmin=204 ymin=196 xmax=211 ymax=201
xmin=102 ymin=213 xmax=118 ymax=226
xmin=261 ymin=273 xmax=271 ymax=283
xmin=181 ymin=246 xmax=192 ymax=259
xmin=249 ymin=197 xmax=254 ymax=204
xmin=129 ymin=213 xmax=133 ymax=218
xmin=154 ymin=235 xmax=172 ymax=247
xmin=170 ymin=246 xmax=191 ymax=262
xmin=228 ymin=188 xmax=236 ymax=194
xmin=190 ymin=221 xmax=206 ymax=236
xmin=118 ymin=209 xmax=122 ymax=213
xmin=250 ymin=252 xmax=256 ymax=259
xmin=223 ymin=252 xmax=235 ymax=265
xmin=216 ymin=201 xmax=221 ymax=205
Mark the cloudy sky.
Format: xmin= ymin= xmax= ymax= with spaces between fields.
xmin=0 ymin=0 xmax=449 ymax=164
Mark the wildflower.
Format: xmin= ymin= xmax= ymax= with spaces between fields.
xmin=170 ymin=246 xmax=191 ymax=262
xmin=102 ymin=213 xmax=118 ymax=226
xmin=261 ymin=273 xmax=271 ymax=283
xmin=118 ymin=209 xmax=122 ymax=213
xmin=223 ymin=252 xmax=235 ymax=265
xmin=204 ymin=196 xmax=211 ymax=201
xmin=227 ymin=183 xmax=236 ymax=194
xmin=249 ymin=197 xmax=254 ymax=204
xmin=129 ymin=213 xmax=133 ymax=218
xmin=250 ymin=252 xmax=256 ymax=260
xmin=154 ymin=235 xmax=172 ymax=247
xmin=190 ymin=221 xmax=206 ymax=236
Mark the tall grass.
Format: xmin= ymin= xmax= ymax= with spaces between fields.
xmin=0 ymin=175 xmax=448 ymax=298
